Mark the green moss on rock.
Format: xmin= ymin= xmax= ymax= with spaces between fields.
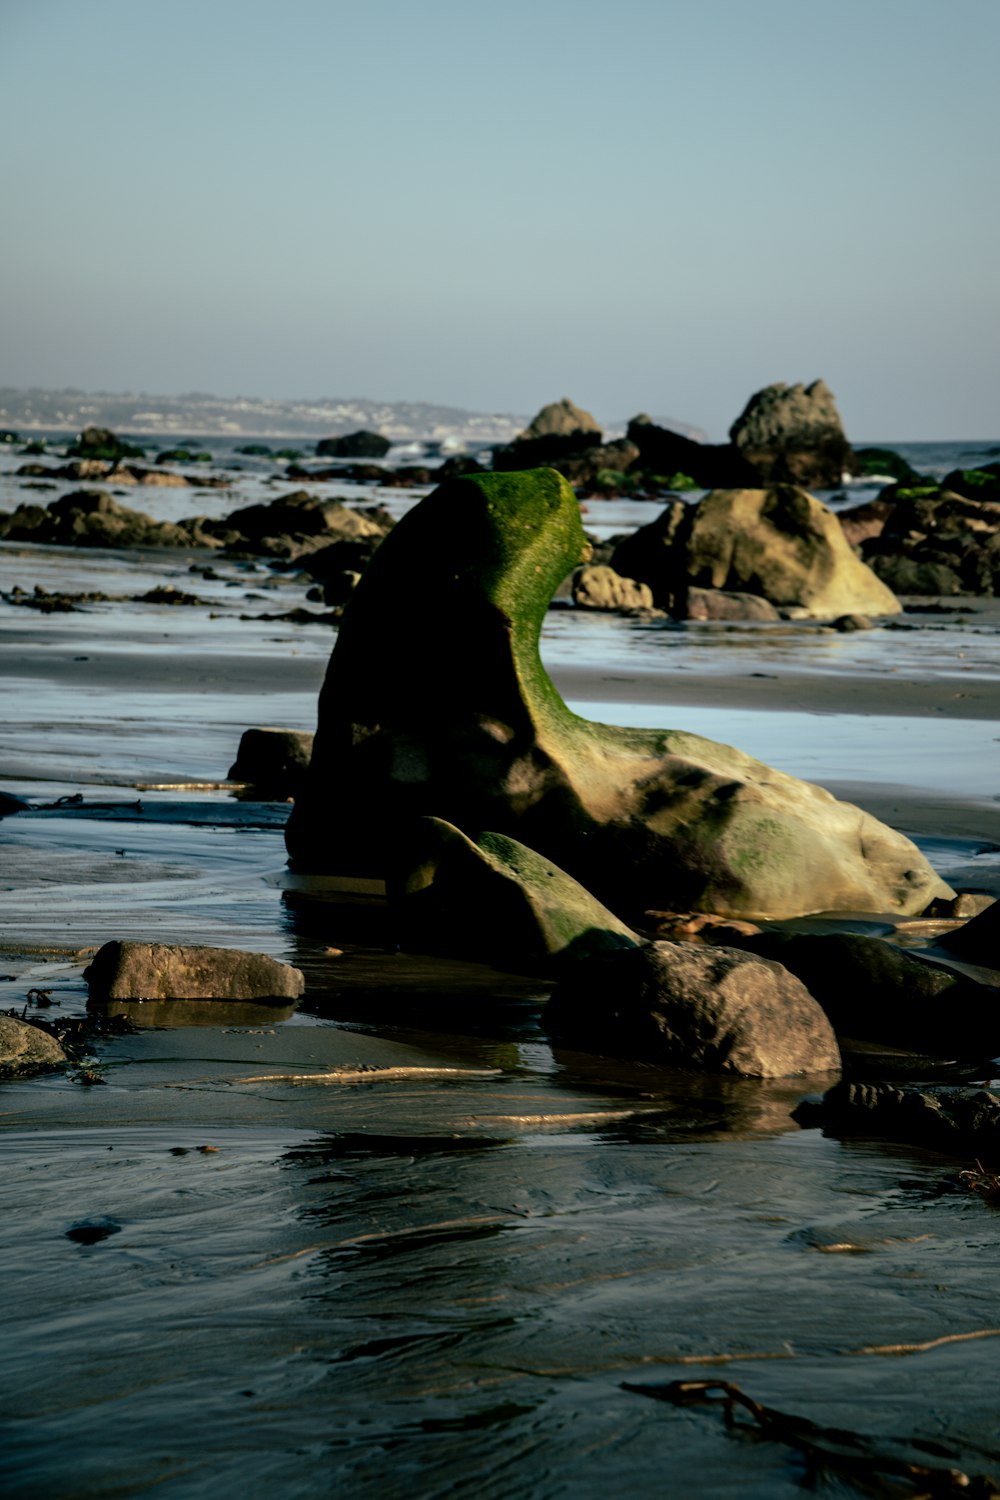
xmin=286 ymin=468 xmax=951 ymax=919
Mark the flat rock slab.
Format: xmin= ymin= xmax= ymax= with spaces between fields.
xmin=85 ymin=942 xmax=304 ymax=1001
xmin=0 ymin=1016 xmax=67 ymax=1076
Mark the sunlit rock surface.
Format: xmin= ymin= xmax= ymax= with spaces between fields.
xmin=286 ymin=468 xmax=951 ymax=919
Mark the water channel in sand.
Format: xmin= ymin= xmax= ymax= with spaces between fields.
xmin=2 ymin=490 xmax=1000 ymax=1496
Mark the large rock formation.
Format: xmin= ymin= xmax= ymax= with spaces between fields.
xmin=729 ymin=380 xmax=857 ymax=489
xmin=286 ymin=468 xmax=950 ymax=919
xmin=611 ymin=486 xmax=901 ymax=618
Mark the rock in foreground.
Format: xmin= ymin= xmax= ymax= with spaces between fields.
xmin=545 ymin=941 xmax=841 ymax=1077
xmin=85 ymin=942 xmax=304 ymax=1001
xmin=388 ymin=817 xmax=639 ymax=969
xmin=0 ymin=1016 xmax=68 ymax=1077
xmin=286 ymin=468 xmax=949 ymax=918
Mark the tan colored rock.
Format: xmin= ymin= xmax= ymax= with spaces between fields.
xmin=0 ymin=1016 xmax=67 ymax=1075
xmin=685 ymin=486 xmax=901 ymax=617
xmin=571 ymin=564 xmax=653 ymax=612
xmin=515 ymin=398 xmax=601 ymax=443
xmin=85 ymin=942 xmax=304 ymax=1001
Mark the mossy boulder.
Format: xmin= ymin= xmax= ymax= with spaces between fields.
xmin=388 ymin=817 xmax=639 ymax=970
xmin=286 ymin=468 xmax=951 ymax=919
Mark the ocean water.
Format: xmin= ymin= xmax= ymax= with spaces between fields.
xmin=2 ymin=431 xmax=1000 ymax=1498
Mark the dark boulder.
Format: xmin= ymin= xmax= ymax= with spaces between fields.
xmin=0 ymin=490 xmax=202 ymax=549
xmin=854 ymin=447 xmax=925 ymax=485
xmin=733 ymin=930 xmax=1000 ymax=1054
xmin=228 ymin=727 xmax=315 ymax=798
xmin=942 ymin=464 xmax=1000 ymax=503
xmin=626 ymin=415 xmax=755 ymax=489
xmin=862 ymin=487 xmax=1000 ymax=596
xmin=937 ymin=897 xmax=999 ymax=966
xmin=217 ymin=490 xmax=389 ymax=558
xmin=545 ymin=940 xmax=841 ymax=1077
xmin=388 ymin=816 xmax=639 ymax=971
xmin=794 ymin=1080 xmax=1000 ymax=1158
xmin=66 ymin=426 xmax=145 ymax=461
xmin=837 ymin=497 xmax=895 ymax=548
xmin=316 ymin=430 xmax=391 ymax=459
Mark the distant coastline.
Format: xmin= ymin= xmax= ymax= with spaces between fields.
xmin=0 ymin=386 xmax=708 ymax=445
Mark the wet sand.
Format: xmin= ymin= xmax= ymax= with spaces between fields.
xmin=2 ymin=533 xmax=1000 ymax=1498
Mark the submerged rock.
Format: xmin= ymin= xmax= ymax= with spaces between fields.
xmin=388 ymin=816 xmax=639 ymax=969
xmin=85 ymin=942 xmax=304 ymax=1001
xmin=286 ymin=467 xmax=950 ymax=919
xmin=545 ymin=941 xmax=841 ymax=1078
xmin=0 ymin=1016 xmax=67 ymax=1077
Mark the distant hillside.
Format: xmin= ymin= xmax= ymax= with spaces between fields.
xmin=0 ymin=387 xmax=706 ymax=445
xmin=0 ymin=388 xmax=526 ymax=444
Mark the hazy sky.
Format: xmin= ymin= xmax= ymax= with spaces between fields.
xmin=2 ymin=0 xmax=997 ymax=438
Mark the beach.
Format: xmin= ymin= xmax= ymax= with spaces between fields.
xmin=2 ymin=459 xmax=1000 ymax=1497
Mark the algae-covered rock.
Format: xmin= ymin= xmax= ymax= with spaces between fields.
xmin=388 ymin=817 xmax=639 ymax=969
xmin=286 ymin=467 xmax=951 ymax=919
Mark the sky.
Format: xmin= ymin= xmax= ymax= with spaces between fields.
xmin=1 ymin=0 xmax=997 ymax=439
